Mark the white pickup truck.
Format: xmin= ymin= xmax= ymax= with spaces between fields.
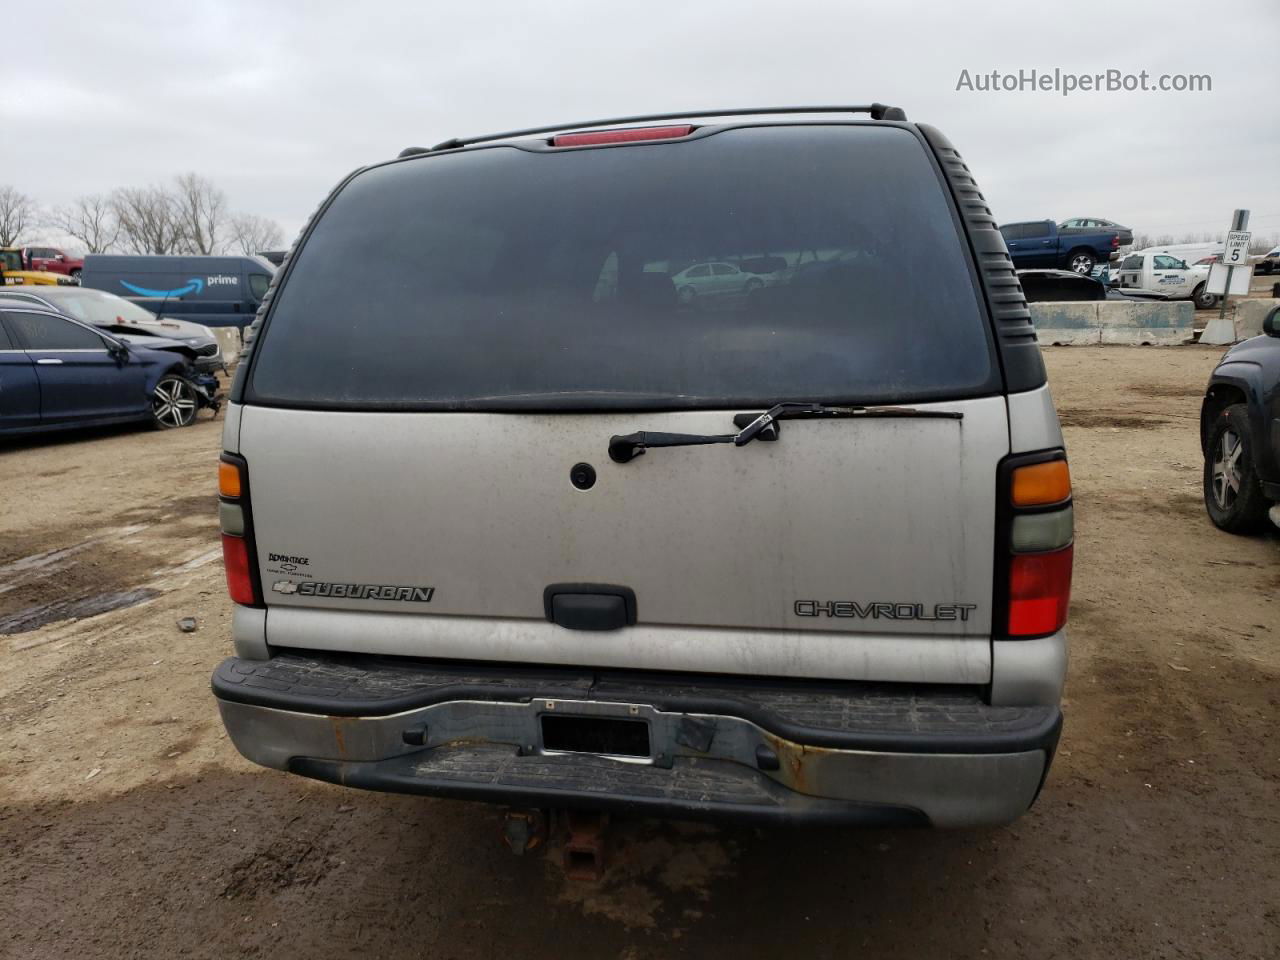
xmin=1116 ymin=251 xmax=1219 ymax=309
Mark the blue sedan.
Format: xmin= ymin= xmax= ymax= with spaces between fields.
xmin=0 ymin=305 xmax=217 ymax=436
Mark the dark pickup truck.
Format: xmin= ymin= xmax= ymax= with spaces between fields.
xmin=998 ymin=220 xmax=1120 ymax=275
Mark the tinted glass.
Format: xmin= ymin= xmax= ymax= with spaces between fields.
xmin=0 ymin=318 xmax=12 ymax=349
xmin=251 ymin=125 xmax=995 ymax=410
xmin=7 ymin=312 xmax=107 ymax=350
xmin=1122 ymin=255 xmax=1144 ymax=270
xmin=1153 ymin=255 xmax=1183 ymax=269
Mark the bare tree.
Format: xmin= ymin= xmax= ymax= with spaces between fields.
xmin=229 ymin=213 xmax=285 ymax=256
xmin=111 ymin=186 xmax=185 ymax=255
xmin=173 ymin=173 xmax=229 ymax=254
xmin=49 ymin=194 xmax=121 ymax=253
xmin=0 ymin=185 xmax=38 ymax=247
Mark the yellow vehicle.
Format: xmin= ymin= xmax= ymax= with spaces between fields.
xmin=1 ymin=248 xmax=74 ymax=285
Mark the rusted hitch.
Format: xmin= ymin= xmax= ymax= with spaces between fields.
xmin=561 ymin=810 xmax=609 ymax=881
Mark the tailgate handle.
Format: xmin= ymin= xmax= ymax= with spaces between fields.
xmin=544 ymin=584 xmax=637 ymax=631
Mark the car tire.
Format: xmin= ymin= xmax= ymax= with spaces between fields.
xmin=1203 ymin=403 xmax=1269 ymax=534
xmin=1192 ymin=283 xmax=1219 ymax=310
xmin=151 ymin=374 xmax=200 ymax=430
xmin=1067 ymin=250 xmax=1096 ymax=274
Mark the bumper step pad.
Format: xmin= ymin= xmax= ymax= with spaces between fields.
xmin=214 ymin=650 xmax=1059 ymax=754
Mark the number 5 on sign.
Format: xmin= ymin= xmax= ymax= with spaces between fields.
xmin=1224 ymin=231 xmax=1251 ymax=265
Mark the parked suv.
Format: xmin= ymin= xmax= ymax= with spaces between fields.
xmin=212 ymin=106 xmax=1073 ymax=829
xmin=1201 ymin=306 xmax=1280 ymax=533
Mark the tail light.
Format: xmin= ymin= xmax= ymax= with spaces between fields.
xmin=997 ymin=453 xmax=1073 ymax=637
xmin=1111 ymin=236 xmax=1119 ymax=248
xmin=218 ymin=453 xmax=262 ymax=606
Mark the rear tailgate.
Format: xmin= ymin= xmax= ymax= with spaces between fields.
xmin=233 ymin=122 xmax=1011 ymax=684
xmin=240 ymin=397 xmax=1006 ymax=682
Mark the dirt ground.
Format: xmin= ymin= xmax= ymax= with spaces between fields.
xmin=2 ymin=346 xmax=1277 ymax=960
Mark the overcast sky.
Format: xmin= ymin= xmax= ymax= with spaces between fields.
xmin=5 ymin=1 xmax=1278 ymax=249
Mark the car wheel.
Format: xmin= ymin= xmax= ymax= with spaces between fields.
xmin=151 ymin=374 xmax=199 ymax=430
xmin=677 ymin=285 xmax=697 ymax=306
xmin=1068 ymin=251 xmax=1096 ymax=274
xmin=1192 ymin=283 xmax=1219 ymax=310
xmin=1203 ymin=404 xmax=1268 ymax=534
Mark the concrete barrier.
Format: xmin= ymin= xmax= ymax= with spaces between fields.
xmin=1198 ymin=299 xmax=1280 ymax=345
xmin=1198 ymin=313 xmax=1235 ymax=345
xmin=213 ymin=327 xmax=243 ymax=366
xmin=1029 ymin=300 xmax=1195 ymax=346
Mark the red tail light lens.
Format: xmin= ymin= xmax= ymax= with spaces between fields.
xmin=219 ymin=453 xmax=261 ymax=606
xmin=1008 ymin=545 xmax=1073 ymax=636
xmin=222 ymin=533 xmax=257 ymax=605
xmin=552 ymin=125 xmax=693 ymax=147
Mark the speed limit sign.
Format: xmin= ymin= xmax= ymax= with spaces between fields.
xmin=1224 ymin=231 xmax=1251 ymax=266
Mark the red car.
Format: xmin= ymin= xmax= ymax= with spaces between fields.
xmin=22 ymin=246 xmax=84 ymax=278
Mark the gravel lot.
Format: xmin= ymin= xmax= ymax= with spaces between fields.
xmin=2 ymin=346 xmax=1277 ymax=960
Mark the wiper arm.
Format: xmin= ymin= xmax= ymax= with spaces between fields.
xmin=608 ymin=429 xmax=738 ymax=463
xmin=608 ymin=401 xmax=963 ymax=464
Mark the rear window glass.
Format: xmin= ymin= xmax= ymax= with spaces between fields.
xmin=249 ymin=125 xmax=996 ymax=410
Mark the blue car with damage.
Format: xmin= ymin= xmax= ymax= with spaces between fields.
xmin=0 ymin=303 xmax=219 ymax=436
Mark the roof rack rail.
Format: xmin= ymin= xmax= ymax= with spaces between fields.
xmin=417 ymin=104 xmax=907 ymax=154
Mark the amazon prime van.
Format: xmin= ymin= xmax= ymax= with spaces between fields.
xmin=80 ymin=254 xmax=275 ymax=329
xmin=212 ymin=106 xmax=1073 ymax=830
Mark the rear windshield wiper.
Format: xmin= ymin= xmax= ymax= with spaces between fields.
xmin=608 ymin=401 xmax=963 ymax=463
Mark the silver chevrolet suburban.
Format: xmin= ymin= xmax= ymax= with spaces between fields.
xmin=212 ymin=105 xmax=1073 ymax=828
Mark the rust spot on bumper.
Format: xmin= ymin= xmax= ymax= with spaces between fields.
xmin=329 ymin=717 xmax=354 ymax=758
xmin=760 ymin=731 xmax=843 ymax=796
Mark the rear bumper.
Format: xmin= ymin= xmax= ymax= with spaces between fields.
xmin=212 ymin=652 xmax=1061 ymax=828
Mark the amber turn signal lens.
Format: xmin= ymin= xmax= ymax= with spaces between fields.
xmin=1011 ymin=460 xmax=1071 ymax=507
xmin=218 ymin=460 xmax=241 ymax=498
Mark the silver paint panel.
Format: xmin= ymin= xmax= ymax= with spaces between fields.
xmin=1007 ymin=384 xmax=1064 ymax=453
xmin=266 ymin=605 xmax=991 ymax=683
xmin=236 ymin=397 xmax=1009 ymax=680
xmin=990 ymin=630 xmax=1068 ymax=706
xmin=221 ymin=401 xmax=243 ymax=455
xmin=232 ymin=604 xmax=269 ymax=660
